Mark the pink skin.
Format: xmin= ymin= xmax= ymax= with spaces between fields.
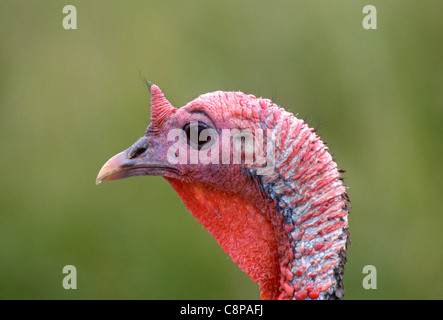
xmin=97 ymin=85 xmax=268 ymax=205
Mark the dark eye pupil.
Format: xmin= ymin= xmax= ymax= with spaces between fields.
xmin=184 ymin=122 xmax=211 ymax=150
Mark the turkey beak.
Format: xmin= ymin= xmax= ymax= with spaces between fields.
xmin=96 ymin=137 xmax=180 ymax=185
xmin=96 ymin=150 xmax=130 ymax=185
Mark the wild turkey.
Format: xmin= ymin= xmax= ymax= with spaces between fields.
xmin=97 ymin=84 xmax=350 ymax=300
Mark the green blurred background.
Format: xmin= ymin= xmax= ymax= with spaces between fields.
xmin=0 ymin=0 xmax=442 ymax=299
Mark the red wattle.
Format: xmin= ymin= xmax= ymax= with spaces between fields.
xmin=165 ymin=178 xmax=281 ymax=300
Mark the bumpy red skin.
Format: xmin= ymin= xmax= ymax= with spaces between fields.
xmin=99 ymin=85 xmax=350 ymax=300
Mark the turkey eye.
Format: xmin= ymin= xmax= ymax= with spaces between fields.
xmin=184 ymin=121 xmax=214 ymax=150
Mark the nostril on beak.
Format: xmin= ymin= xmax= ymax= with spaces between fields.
xmin=127 ymin=146 xmax=147 ymax=159
xmin=126 ymin=137 xmax=150 ymax=159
